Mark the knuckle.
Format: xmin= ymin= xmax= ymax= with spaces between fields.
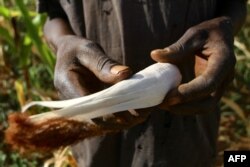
xmin=174 ymin=41 xmax=185 ymax=52
xmin=185 ymin=26 xmax=201 ymax=37
xmin=179 ymin=27 xmax=208 ymax=52
xmin=97 ymin=56 xmax=110 ymax=71
xmin=186 ymin=26 xmax=209 ymax=40
xmin=186 ymin=26 xmax=197 ymax=35
xmin=75 ymin=40 xmax=101 ymax=57
xmin=53 ymin=75 xmax=63 ymax=92
xmin=96 ymin=56 xmax=116 ymax=72
xmin=57 ymin=46 xmax=75 ymax=60
xmin=81 ymin=41 xmax=95 ymax=50
xmin=53 ymin=77 xmax=61 ymax=92
xmin=83 ymin=41 xmax=105 ymax=54
xmin=200 ymin=75 xmax=217 ymax=94
xmin=53 ymin=70 xmax=69 ymax=92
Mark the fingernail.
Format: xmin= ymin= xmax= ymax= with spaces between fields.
xmin=151 ymin=49 xmax=161 ymax=55
xmin=163 ymin=48 xmax=170 ymax=52
xmin=151 ymin=49 xmax=164 ymax=55
xmin=151 ymin=48 xmax=170 ymax=56
xmin=110 ymin=65 xmax=130 ymax=75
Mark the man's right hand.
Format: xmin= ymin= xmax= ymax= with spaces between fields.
xmin=53 ymin=35 xmax=131 ymax=99
xmin=53 ymin=35 xmax=150 ymax=130
xmin=44 ymin=18 xmax=148 ymax=129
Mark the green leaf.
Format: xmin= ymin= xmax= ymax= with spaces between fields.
xmin=23 ymin=35 xmax=32 ymax=45
xmin=15 ymin=0 xmax=55 ymax=76
xmin=0 ymin=6 xmax=10 ymax=18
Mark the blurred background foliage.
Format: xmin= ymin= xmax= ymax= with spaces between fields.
xmin=0 ymin=0 xmax=249 ymax=167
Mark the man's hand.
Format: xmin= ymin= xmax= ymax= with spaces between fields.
xmin=54 ymin=35 xmax=131 ymax=99
xmin=54 ymin=35 xmax=152 ymax=128
xmin=44 ymin=18 xmax=150 ymax=128
xmin=151 ymin=17 xmax=236 ymax=114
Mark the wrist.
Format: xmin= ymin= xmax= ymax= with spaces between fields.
xmin=44 ymin=18 xmax=75 ymax=52
xmin=53 ymin=35 xmax=77 ymax=51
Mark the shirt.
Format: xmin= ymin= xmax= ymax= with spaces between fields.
xmin=38 ymin=1 xmax=219 ymax=166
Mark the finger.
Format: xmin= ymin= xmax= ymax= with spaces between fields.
xmin=91 ymin=109 xmax=152 ymax=132
xmin=150 ymin=42 xmax=186 ymax=64
xmin=112 ymin=108 xmax=153 ymax=127
xmin=150 ymin=42 xmax=200 ymax=64
xmin=160 ymin=96 xmax=219 ymax=115
xmin=151 ymin=28 xmax=207 ymax=64
xmin=77 ymin=42 xmax=132 ymax=84
xmin=163 ymin=49 xmax=235 ymax=105
xmin=162 ymin=76 xmax=218 ymax=106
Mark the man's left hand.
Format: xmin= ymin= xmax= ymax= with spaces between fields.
xmin=151 ymin=17 xmax=236 ymax=114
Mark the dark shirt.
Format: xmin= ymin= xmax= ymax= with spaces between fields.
xmin=38 ymin=1 xmax=220 ymax=166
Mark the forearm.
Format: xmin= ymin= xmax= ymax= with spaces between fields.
xmin=217 ymin=0 xmax=247 ymax=34
xmin=44 ymin=18 xmax=74 ymax=51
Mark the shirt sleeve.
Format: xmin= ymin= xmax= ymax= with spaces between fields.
xmin=37 ymin=0 xmax=67 ymax=19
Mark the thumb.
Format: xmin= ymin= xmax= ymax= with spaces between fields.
xmin=100 ymin=61 xmax=132 ymax=84
xmin=77 ymin=42 xmax=132 ymax=84
xmin=151 ymin=26 xmax=206 ymax=64
xmin=86 ymin=55 xmax=132 ymax=84
xmin=150 ymin=42 xmax=186 ymax=64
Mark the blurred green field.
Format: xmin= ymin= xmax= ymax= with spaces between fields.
xmin=0 ymin=1 xmax=249 ymax=167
